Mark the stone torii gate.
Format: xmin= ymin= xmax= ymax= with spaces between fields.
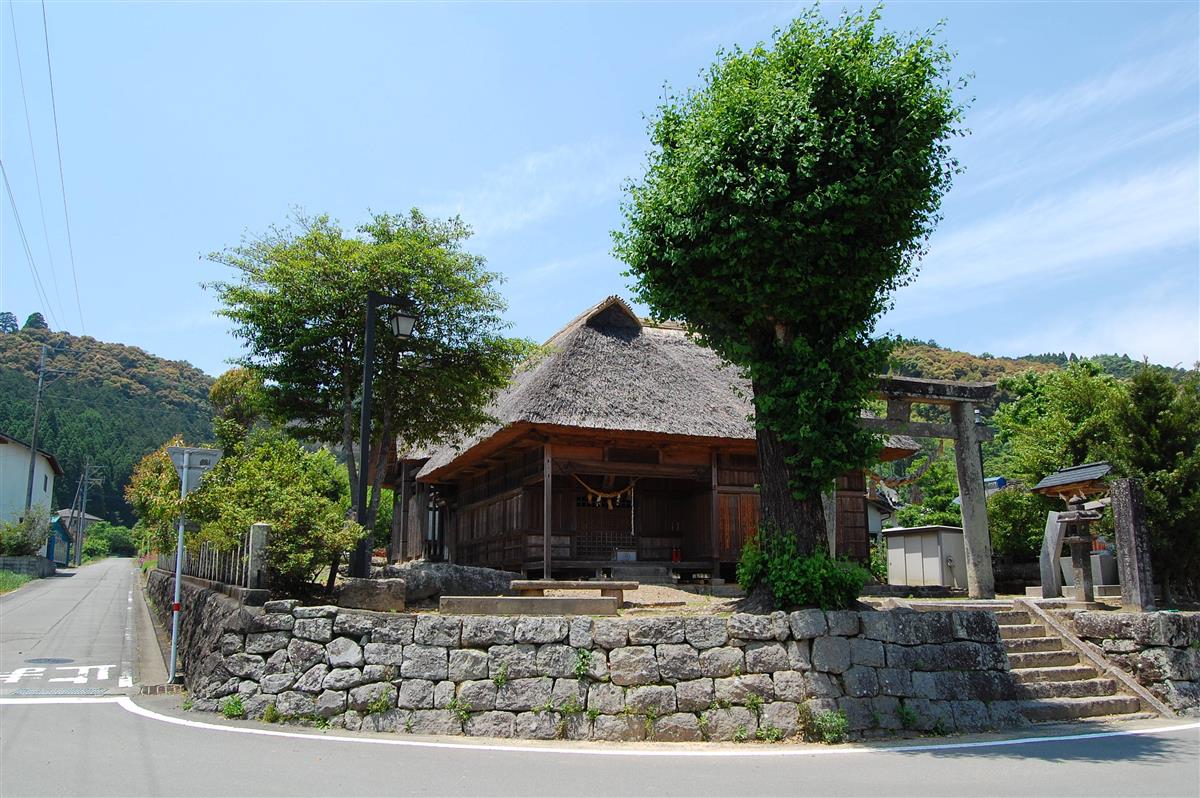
xmin=861 ymin=375 xmax=997 ymax=599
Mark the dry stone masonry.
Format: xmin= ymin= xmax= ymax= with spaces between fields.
xmin=148 ymin=570 xmax=1027 ymax=742
xmin=1072 ymin=611 xmax=1200 ymax=714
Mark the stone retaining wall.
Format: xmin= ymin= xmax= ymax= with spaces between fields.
xmin=1072 ymin=611 xmax=1200 ymax=714
xmin=148 ymin=569 xmax=1025 ymax=742
xmin=0 ymin=555 xmax=55 ymax=577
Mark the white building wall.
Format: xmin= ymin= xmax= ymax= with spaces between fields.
xmin=0 ymin=440 xmax=57 ymax=524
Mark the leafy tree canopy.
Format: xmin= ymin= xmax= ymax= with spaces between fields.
xmin=615 ymin=8 xmax=964 ymax=551
xmin=0 ymin=312 xmax=17 ymax=334
xmin=22 ymin=312 xmax=48 ymax=331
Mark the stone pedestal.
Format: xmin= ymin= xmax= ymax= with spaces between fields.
xmin=1111 ymin=478 xmax=1155 ymax=612
xmin=1065 ymin=536 xmax=1094 ymax=603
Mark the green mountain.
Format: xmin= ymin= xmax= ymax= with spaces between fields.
xmin=890 ymin=340 xmax=1189 ymax=384
xmin=0 ymin=326 xmax=213 ymax=524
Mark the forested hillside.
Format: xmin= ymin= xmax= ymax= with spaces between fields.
xmin=889 ymin=340 xmax=1189 ymax=384
xmin=0 ymin=324 xmax=213 ymax=524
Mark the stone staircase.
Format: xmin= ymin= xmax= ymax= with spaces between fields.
xmin=995 ymin=607 xmax=1145 ymax=723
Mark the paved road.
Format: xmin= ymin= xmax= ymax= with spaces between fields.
xmin=1 ymin=558 xmax=1198 ymax=798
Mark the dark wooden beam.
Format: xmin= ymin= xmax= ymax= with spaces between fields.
xmin=543 ymin=443 xmax=553 ymax=579
xmin=875 ymin=375 xmax=997 ymax=405
xmin=554 ymin=458 xmax=710 ymax=480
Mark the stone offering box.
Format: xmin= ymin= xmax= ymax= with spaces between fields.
xmin=148 ymin=569 xmax=1027 ymax=743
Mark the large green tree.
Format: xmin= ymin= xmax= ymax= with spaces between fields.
xmin=207 ymin=210 xmax=532 ymax=537
xmin=614 ymin=9 xmax=964 ymax=553
xmin=0 ymin=312 xmax=18 ymax=334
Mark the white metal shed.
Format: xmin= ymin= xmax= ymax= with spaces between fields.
xmin=885 ymin=525 xmax=967 ymax=589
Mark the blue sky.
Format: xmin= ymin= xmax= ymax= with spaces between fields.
xmin=2 ymin=1 xmax=1197 ymax=376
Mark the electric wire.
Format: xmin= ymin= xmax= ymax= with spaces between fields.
xmin=6 ymin=0 xmax=68 ymax=325
xmin=38 ymin=0 xmax=84 ymax=333
xmin=1 ymin=158 xmax=61 ymax=329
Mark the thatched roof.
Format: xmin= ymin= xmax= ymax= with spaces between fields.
xmin=416 ymin=297 xmax=918 ymax=481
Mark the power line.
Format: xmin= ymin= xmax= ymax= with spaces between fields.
xmin=6 ymin=0 xmax=67 ymax=325
xmin=38 ymin=0 xmax=84 ymax=333
xmin=1 ymin=158 xmax=61 ymax=328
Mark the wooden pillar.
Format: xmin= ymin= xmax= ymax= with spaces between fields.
xmin=950 ymin=402 xmax=995 ymax=598
xmin=543 ymin=444 xmax=553 ymax=580
xmin=709 ymin=452 xmax=720 ymax=580
xmin=390 ymin=461 xmax=408 ymax=563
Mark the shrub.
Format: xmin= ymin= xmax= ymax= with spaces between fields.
xmin=806 ymin=709 xmax=849 ymax=744
xmin=0 ymin=511 xmax=50 ymax=556
xmin=738 ymin=526 xmax=870 ymax=610
xmin=82 ymin=534 xmax=111 ymax=561
xmin=221 ymin=695 xmax=245 ymax=718
xmin=869 ymin=536 xmax=888 ymax=582
xmin=85 ymin=521 xmax=138 ymax=557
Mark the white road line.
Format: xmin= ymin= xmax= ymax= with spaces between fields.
xmin=3 ymin=695 xmax=1196 ymax=758
xmin=119 ymin=584 xmax=134 ymax=688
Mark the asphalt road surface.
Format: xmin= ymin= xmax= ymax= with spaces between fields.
xmin=2 ymin=559 xmax=1198 ymax=798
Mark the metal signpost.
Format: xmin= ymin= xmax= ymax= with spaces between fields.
xmin=166 ymin=446 xmax=222 ymax=683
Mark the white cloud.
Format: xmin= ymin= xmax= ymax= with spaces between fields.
xmin=907 ymin=160 xmax=1199 ymax=300
xmin=432 ymin=141 xmax=639 ymax=240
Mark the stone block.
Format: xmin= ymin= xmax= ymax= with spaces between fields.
xmin=842 ymin=666 xmax=879 ymax=698
xmin=415 ymin=615 xmax=461 ymax=647
xmin=260 ymin=672 xmax=296 ymax=694
xmin=466 ymin=711 xmax=516 ymax=737
xmin=514 ymin=616 xmax=569 ymax=644
xmin=514 ymin=711 xmax=558 ymax=740
xmin=609 ymin=646 xmax=660 ymax=685
xmin=408 ymin=709 xmax=462 ymax=736
xmin=728 ymin=612 xmax=780 ymax=641
xmin=951 ymin=700 xmax=990 ymax=732
xmin=442 ymin=596 xmax=616 ymax=615
xmin=870 ymin=695 xmax=902 ymax=730
xmin=315 ymin=690 xmax=346 ymax=718
xmin=656 ymin=644 xmax=701 ymax=682
xmin=224 ymin=653 xmax=265 ymax=680
xmin=551 ymin=678 xmax=588 ymax=710
xmin=332 ymin=612 xmax=376 ymax=638
xmin=912 ymin=671 xmax=965 ymax=701
xmin=912 ymin=612 xmax=954 ymax=644
xmin=448 ymin=649 xmax=489 ymax=681
xmin=293 ymin=618 xmax=333 ymax=643
xmin=876 ymin=667 xmax=913 ymax=697
xmin=804 ymin=671 xmax=842 ymax=698
xmin=1133 ymin=613 xmax=1191 ymax=647
xmin=825 ymin=611 xmax=860 ymax=637
xmin=363 ymin=664 xmax=396 ymax=683
xmin=702 ymin=706 xmax=757 ymax=741
xmin=951 ymin=611 xmax=1001 ymax=643
xmin=811 ymin=636 xmax=851 ymax=673
xmin=593 ymin=714 xmax=646 ymax=742
xmin=1073 ymin=611 xmax=1135 ymax=641
xmin=363 ymin=708 xmax=408 ymax=733
xmin=626 ymin=685 xmax=676 ymax=716
xmin=583 ymin=649 xmax=609 ymax=682
xmin=264 ymin=599 xmax=299 ymax=614
xmin=536 ymin=643 xmax=578 ymax=678
xmin=264 ymin=649 xmax=291 ymax=676
xmin=686 ymin=617 xmax=729 ymax=649
xmin=988 ymin=700 xmax=1028 ymax=729
xmin=401 ymin=644 xmax=447 ymax=680
xmin=322 ymin=667 xmax=365 ymax=691
xmin=335 ymin=709 xmax=363 ymax=731
xmin=628 ymin=617 xmax=686 ymax=645
xmin=457 ymin=679 xmax=497 ymax=711
xmin=434 ymin=680 xmax=456 ymax=709
xmin=396 ymin=679 xmax=434 ymax=709
xmin=849 ymin=638 xmax=886 ymax=667
xmin=276 ymin=690 xmax=316 ymax=717
xmin=789 ymin=609 xmax=828 ymax=640
xmin=364 ymin=642 xmax=405 ymax=667
xmin=653 ymin=713 xmax=703 ymax=742
xmin=860 ymin=611 xmax=897 ymax=642
xmin=371 ymin=615 xmax=417 ymax=645
xmin=785 ymin=640 xmax=812 ymax=671
xmin=488 ymin=644 xmax=538 ymax=679
xmin=495 ymin=677 xmax=553 ymax=711
xmin=1102 ymin=638 xmax=1140 ymax=654
xmin=837 ymin=696 xmax=875 ymax=731
xmin=287 ymin=639 xmax=326 ymax=673
xmin=326 ymin=637 xmax=365 ymax=668
xmin=348 ymin=682 xmax=397 ymax=712
xmin=292 ymin=604 xmax=337 ymax=619
xmin=773 ymin=670 xmax=806 ymax=702
xmin=337 ymin=577 xmax=406 ymax=612
xmin=569 ymin=617 xmax=594 ymax=648
xmin=462 ymin=616 xmax=516 ymax=647
xmin=587 ymin=682 xmax=625 ymax=714
xmin=745 ymin=642 xmax=790 ymax=673
xmin=245 ymin=632 xmax=290 ymax=654
xmin=699 ymin=647 xmax=744 ymax=678
xmin=294 ymin=664 xmax=329 ymax=693
xmin=592 ymin=619 xmax=628 ymax=649
xmin=714 ymin=674 xmax=774 ymax=705
xmin=676 ymin=678 xmax=715 ymax=712
xmin=250 ymin=612 xmax=296 ymax=632
xmin=760 ymin=701 xmax=800 ymax=738
xmin=219 ymin=633 xmax=244 ymax=655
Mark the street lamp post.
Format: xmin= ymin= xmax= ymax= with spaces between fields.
xmin=350 ymin=291 xmax=416 ymax=578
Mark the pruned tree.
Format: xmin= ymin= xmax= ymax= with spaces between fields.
xmin=22 ymin=312 xmax=48 ymax=331
xmin=615 ymin=9 xmax=964 ymax=554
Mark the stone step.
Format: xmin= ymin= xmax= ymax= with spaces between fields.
xmin=1000 ymin=623 xmax=1046 ymax=639
xmin=1019 ymin=695 xmax=1143 ymax=722
xmin=1011 ymin=665 xmax=1100 ymax=684
xmin=994 ymin=610 xmax=1032 ymax=625
xmin=1003 ymin=636 xmax=1065 ymax=653
xmin=1007 ymin=649 xmax=1081 ymax=669
xmin=1015 ymin=678 xmax=1119 ymax=700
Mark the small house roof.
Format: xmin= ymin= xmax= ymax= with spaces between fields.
xmin=54 ymin=508 xmax=103 ymax=522
xmin=417 ymin=297 xmax=920 ymax=481
xmin=1032 ymin=462 xmax=1112 ymax=495
xmin=0 ymin=432 xmax=65 ymax=476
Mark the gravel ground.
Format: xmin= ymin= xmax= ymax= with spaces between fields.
xmin=546 ymin=583 xmax=740 ymax=614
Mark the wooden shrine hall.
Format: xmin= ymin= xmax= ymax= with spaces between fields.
xmin=385 ymin=297 xmax=928 ymax=581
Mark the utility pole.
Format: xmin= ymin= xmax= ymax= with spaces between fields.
xmin=74 ymin=463 xmax=101 ymax=567
xmin=65 ymin=473 xmax=82 ymax=566
xmin=24 ymin=344 xmax=48 ymax=513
